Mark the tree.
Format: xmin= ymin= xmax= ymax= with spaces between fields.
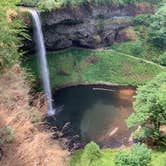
xmin=127 ymin=72 xmax=166 ymax=143
xmin=149 ymin=3 xmax=166 ymax=49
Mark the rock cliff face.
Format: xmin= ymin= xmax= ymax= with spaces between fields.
xmin=30 ymin=2 xmax=154 ymax=51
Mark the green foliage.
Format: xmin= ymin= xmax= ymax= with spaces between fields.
xmin=159 ymin=52 xmax=166 ymax=66
xmin=115 ymin=144 xmax=151 ymax=166
xmin=133 ymin=14 xmax=152 ymax=26
xmin=112 ymin=41 xmax=143 ymax=58
xmin=127 ymin=72 xmax=166 ymax=143
xmin=20 ymin=0 xmax=39 ymax=6
xmin=111 ymin=40 xmax=164 ymax=63
xmin=20 ymin=0 xmax=154 ymax=11
xmin=132 ymin=127 xmax=151 ymax=141
xmin=0 ymin=0 xmax=26 ymax=72
xmin=149 ymin=2 xmax=166 ymax=49
xmin=38 ymin=0 xmax=61 ymax=11
xmin=80 ymin=142 xmax=102 ymax=166
xmin=70 ymin=142 xmax=118 ymax=166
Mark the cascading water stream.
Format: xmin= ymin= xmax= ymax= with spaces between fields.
xmin=29 ymin=9 xmax=55 ymax=116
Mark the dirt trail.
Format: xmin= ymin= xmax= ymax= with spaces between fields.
xmin=0 ymin=65 xmax=69 ymax=166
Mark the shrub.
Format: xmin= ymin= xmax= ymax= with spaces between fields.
xmin=0 ymin=126 xmax=15 ymax=144
xmin=115 ymin=144 xmax=151 ymax=166
xmin=159 ymin=52 xmax=166 ymax=66
xmin=80 ymin=142 xmax=102 ymax=166
xmin=133 ymin=14 xmax=152 ymax=26
xmin=70 ymin=141 xmax=117 ymax=166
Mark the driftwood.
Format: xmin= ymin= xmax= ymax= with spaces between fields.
xmin=93 ymin=88 xmax=116 ymax=92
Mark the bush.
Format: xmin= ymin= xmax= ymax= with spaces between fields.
xmin=80 ymin=142 xmax=102 ymax=166
xmin=159 ymin=52 xmax=166 ymax=66
xmin=115 ymin=144 xmax=151 ymax=166
xmin=133 ymin=14 xmax=152 ymax=26
xmin=0 ymin=126 xmax=15 ymax=144
xmin=70 ymin=141 xmax=117 ymax=166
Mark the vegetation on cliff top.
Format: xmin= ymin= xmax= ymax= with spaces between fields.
xmin=20 ymin=0 xmax=160 ymax=11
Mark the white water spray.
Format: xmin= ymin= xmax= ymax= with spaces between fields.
xmin=29 ymin=9 xmax=55 ymax=116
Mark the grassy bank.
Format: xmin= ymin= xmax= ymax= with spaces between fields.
xmin=22 ymin=48 xmax=166 ymax=89
xmin=70 ymin=145 xmax=166 ymax=166
xmin=111 ymin=40 xmax=164 ymax=63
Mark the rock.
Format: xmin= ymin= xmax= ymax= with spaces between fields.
xmin=116 ymin=26 xmax=138 ymax=42
xmin=0 ymin=148 xmax=3 ymax=161
xmin=25 ymin=3 xmax=154 ymax=51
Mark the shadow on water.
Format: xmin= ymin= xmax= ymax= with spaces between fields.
xmin=47 ymin=85 xmax=136 ymax=151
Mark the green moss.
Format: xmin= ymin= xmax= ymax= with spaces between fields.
xmin=22 ymin=48 xmax=165 ymax=90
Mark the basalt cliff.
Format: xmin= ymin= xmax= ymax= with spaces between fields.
xmin=26 ymin=2 xmax=154 ymax=51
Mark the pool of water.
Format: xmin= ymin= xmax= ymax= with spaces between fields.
xmin=49 ymin=85 xmax=135 ymax=149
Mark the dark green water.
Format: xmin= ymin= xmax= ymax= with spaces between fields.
xmin=51 ymin=85 xmax=135 ymax=148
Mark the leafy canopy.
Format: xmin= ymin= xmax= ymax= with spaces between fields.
xmin=149 ymin=3 xmax=166 ymax=49
xmin=127 ymin=72 xmax=166 ymax=141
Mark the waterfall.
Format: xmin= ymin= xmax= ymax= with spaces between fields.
xmin=29 ymin=9 xmax=55 ymax=116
